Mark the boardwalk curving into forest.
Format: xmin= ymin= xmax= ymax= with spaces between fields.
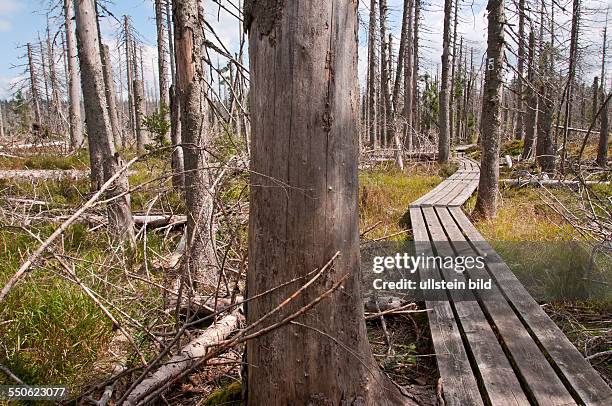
xmin=409 ymin=157 xmax=612 ymax=405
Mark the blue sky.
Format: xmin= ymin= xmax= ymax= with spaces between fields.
xmin=0 ymin=0 xmax=609 ymax=100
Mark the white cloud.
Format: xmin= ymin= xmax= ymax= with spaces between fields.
xmin=0 ymin=19 xmax=10 ymax=32
xmin=0 ymin=0 xmax=22 ymax=16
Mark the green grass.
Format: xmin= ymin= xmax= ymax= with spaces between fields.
xmin=0 ymin=150 xmax=90 ymax=170
xmin=359 ymin=164 xmax=445 ymax=240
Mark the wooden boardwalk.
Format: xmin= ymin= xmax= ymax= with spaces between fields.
xmin=409 ymin=157 xmax=612 ymax=405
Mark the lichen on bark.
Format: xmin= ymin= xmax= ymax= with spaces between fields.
xmin=244 ymin=0 xmax=286 ymax=36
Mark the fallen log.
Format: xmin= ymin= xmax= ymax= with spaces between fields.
xmin=133 ymin=215 xmax=187 ymax=228
xmin=500 ymin=179 xmax=610 ymax=189
xmin=124 ymin=311 xmax=243 ymax=405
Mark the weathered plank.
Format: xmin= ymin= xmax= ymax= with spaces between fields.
xmin=422 ymin=207 xmax=530 ymax=405
xmin=436 ymin=207 xmax=576 ymax=406
xmin=448 ymin=206 xmax=612 ymax=406
xmin=410 ymin=207 xmax=484 ymax=406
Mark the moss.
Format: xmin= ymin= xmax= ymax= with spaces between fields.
xmin=203 ymin=381 xmax=242 ymax=405
xmin=0 ymin=150 xmax=90 ymax=170
xmin=501 ymin=139 xmax=523 ymax=156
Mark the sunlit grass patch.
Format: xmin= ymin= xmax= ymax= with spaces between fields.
xmin=0 ymin=150 xmax=90 ymax=171
xmin=359 ymin=165 xmax=444 ymax=240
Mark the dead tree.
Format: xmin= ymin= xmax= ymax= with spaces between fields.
xmin=366 ymin=0 xmax=378 ymax=147
xmin=560 ymin=0 xmax=580 ymax=171
xmin=0 ymin=103 xmax=4 ymax=139
xmin=173 ymin=0 xmax=217 ymax=286
xmin=64 ymin=0 xmax=84 ymax=148
xmin=124 ymin=16 xmax=136 ymax=139
xmin=535 ymin=1 xmax=555 ymax=173
xmin=379 ymin=0 xmax=393 ymax=146
xmin=438 ymin=0 xmax=453 ymax=162
xmin=74 ymin=0 xmax=135 ymax=243
xmin=133 ymin=79 xmax=146 ymax=152
xmin=27 ymin=43 xmax=42 ymax=127
xmin=403 ymin=0 xmax=415 ymax=151
xmin=102 ymin=45 xmax=122 ymax=148
xmin=155 ymin=0 xmax=171 ymax=144
xmin=475 ymin=0 xmax=505 ymax=219
xmin=449 ymin=0 xmax=459 ymax=143
xmin=515 ymin=0 xmax=526 ymax=140
xmin=597 ymin=23 xmax=609 ymax=166
xmin=244 ymin=1 xmax=416 ymax=404
xmin=522 ymin=29 xmax=537 ymax=159
xmin=412 ymin=0 xmax=421 ymax=137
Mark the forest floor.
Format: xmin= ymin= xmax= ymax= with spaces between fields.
xmin=0 ymin=144 xmax=611 ymax=404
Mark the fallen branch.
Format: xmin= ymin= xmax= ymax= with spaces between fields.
xmin=124 ymin=311 xmax=243 ymax=405
xmin=0 ymin=156 xmax=139 ymax=303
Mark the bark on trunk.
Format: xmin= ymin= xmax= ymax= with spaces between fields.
xmin=412 ymin=0 xmax=420 ymax=137
xmin=64 ymin=0 xmax=84 ymax=149
xmin=438 ymin=0 xmax=453 ymax=163
xmin=0 ymin=103 xmax=4 ymax=139
xmin=155 ymin=0 xmax=171 ymax=144
xmin=102 ymin=44 xmax=122 ymax=149
xmin=75 ymin=0 xmax=135 ymax=243
xmin=244 ymin=1 xmax=414 ymax=404
xmin=475 ymin=0 xmax=505 ymax=219
xmin=173 ymin=0 xmax=217 ymax=287
xmin=124 ymin=16 xmax=136 ymax=139
xmin=170 ymin=84 xmax=185 ymax=190
xmin=522 ymin=30 xmax=537 ymax=159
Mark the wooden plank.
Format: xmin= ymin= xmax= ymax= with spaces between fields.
xmin=410 ymin=207 xmax=485 ymax=406
xmin=436 ymin=208 xmax=576 ymax=405
xmin=449 ymin=207 xmax=612 ymax=406
xmin=421 ymin=207 xmax=530 ymax=405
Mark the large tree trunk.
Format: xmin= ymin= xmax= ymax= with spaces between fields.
xmin=560 ymin=0 xmax=580 ymax=171
xmin=522 ymin=29 xmax=537 ymax=159
xmin=101 ymin=44 xmax=122 ymax=149
xmin=366 ymin=0 xmax=378 ymax=147
xmin=475 ymin=0 xmax=505 ymax=219
xmin=438 ymin=0 xmax=453 ymax=163
xmin=170 ymin=84 xmax=185 ymax=190
xmin=75 ymin=0 xmax=134 ymax=244
xmin=535 ymin=4 xmax=555 ymax=174
xmin=244 ymin=2 xmax=413 ymax=405
xmin=173 ymin=0 xmax=217 ymax=287
xmin=155 ymin=0 xmax=171 ymax=144
xmin=64 ymin=0 xmax=84 ymax=149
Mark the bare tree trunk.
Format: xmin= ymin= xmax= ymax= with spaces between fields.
xmin=46 ymin=24 xmax=61 ymax=134
xmin=244 ymin=1 xmax=415 ymax=404
xmin=170 ymin=85 xmax=184 ymax=190
xmin=403 ymin=0 xmax=414 ymax=151
xmin=27 ymin=43 xmax=42 ymax=127
xmin=515 ymin=0 xmax=526 ymax=140
xmin=64 ymin=0 xmax=84 ymax=149
xmin=591 ymin=76 xmax=599 ymax=121
xmin=366 ymin=0 xmax=378 ymax=147
xmin=535 ymin=1 xmax=555 ymax=173
xmin=475 ymin=0 xmax=505 ymax=219
xmin=392 ymin=0 xmax=410 ymax=112
xmin=173 ymin=0 xmax=216 ymax=287
xmin=379 ymin=0 xmax=393 ymax=147
xmin=596 ymin=22 xmax=608 ymax=166
xmin=449 ymin=0 xmax=459 ymax=144
xmin=438 ymin=0 xmax=453 ymax=163
xmin=75 ymin=0 xmax=134 ymax=244
xmin=156 ymin=0 xmax=170 ymax=141
xmin=124 ymin=16 xmax=136 ymax=140
xmin=166 ymin=0 xmax=176 ymax=82
xmin=0 ymin=103 xmax=4 ymax=139
xmin=412 ymin=0 xmax=420 ymax=139
xmin=560 ymin=0 xmax=580 ymax=172
xmin=596 ymin=92 xmax=609 ymax=166
xmin=522 ymin=29 xmax=537 ymax=159
xmin=133 ymin=79 xmax=146 ymax=153
xmin=102 ymin=45 xmax=122 ymax=149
